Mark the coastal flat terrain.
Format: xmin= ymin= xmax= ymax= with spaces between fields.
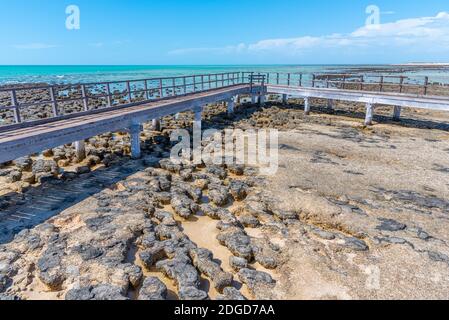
xmin=1 ymin=98 xmax=448 ymax=300
xmin=260 ymin=114 xmax=449 ymax=299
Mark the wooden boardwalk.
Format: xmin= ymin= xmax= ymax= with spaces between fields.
xmin=0 ymin=71 xmax=449 ymax=164
xmin=268 ymin=84 xmax=449 ymax=124
xmin=0 ymin=83 xmax=255 ymax=163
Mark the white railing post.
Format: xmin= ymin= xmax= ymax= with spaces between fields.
xmin=144 ymin=80 xmax=150 ymax=100
xmin=81 ymin=85 xmax=89 ymax=111
xmin=423 ymin=76 xmax=429 ymax=95
xmin=106 ymin=83 xmax=112 ymax=107
xmin=10 ymin=89 xmax=22 ymax=123
xmin=126 ymin=81 xmax=132 ymax=102
xmin=49 ymin=86 xmax=58 ymax=117
xmin=159 ymin=79 xmax=163 ymax=98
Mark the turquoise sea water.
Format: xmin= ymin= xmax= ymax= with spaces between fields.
xmin=0 ymin=65 xmax=449 ymax=85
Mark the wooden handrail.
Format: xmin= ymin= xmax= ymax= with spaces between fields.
xmin=2 ymin=70 xmax=449 ymax=126
xmin=0 ymin=72 xmax=244 ymax=124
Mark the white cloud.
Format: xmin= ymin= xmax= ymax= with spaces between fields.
xmin=12 ymin=43 xmax=59 ymax=50
xmin=169 ymin=12 xmax=449 ymax=56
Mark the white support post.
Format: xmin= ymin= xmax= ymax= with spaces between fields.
xmin=74 ymin=140 xmax=86 ymax=161
xmin=328 ymin=99 xmax=334 ymax=110
xmin=282 ymin=94 xmax=288 ymax=105
xmin=365 ymin=103 xmax=374 ymax=126
xmin=129 ymin=123 xmax=142 ymax=159
xmin=193 ymin=106 xmax=203 ymax=165
xmin=393 ymin=106 xmax=402 ymax=121
xmin=259 ymin=93 xmax=266 ymax=106
xmin=227 ymin=98 xmax=235 ymax=115
xmin=236 ymin=95 xmax=241 ymax=104
xmin=251 ymin=94 xmax=258 ymax=104
xmin=194 ymin=106 xmax=203 ymax=124
xmin=304 ymin=97 xmax=311 ymax=115
xmin=152 ymin=118 xmax=161 ymax=131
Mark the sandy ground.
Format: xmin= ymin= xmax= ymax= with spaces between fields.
xmin=242 ymin=100 xmax=449 ymax=299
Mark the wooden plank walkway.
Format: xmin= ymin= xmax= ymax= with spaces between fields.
xmin=0 ymin=84 xmax=253 ymax=163
xmin=267 ymin=84 xmax=449 ymax=111
xmin=267 ymin=84 xmax=449 ymax=125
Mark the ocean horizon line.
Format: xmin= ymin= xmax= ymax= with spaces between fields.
xmin=0 ymin=64 xmax=395 ymax=67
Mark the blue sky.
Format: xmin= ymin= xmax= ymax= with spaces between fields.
xmin=1 ymin=0 xmax=449 ymax=65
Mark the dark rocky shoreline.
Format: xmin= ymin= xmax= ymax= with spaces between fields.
xmin=0 ymin=102 xmax=285 ymax=300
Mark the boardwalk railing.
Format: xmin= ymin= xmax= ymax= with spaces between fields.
xmin=0 ymin=72 xmax=248 ymax=126
xmin=1 ymin=70 xmax=449 ymax=165
xmin=1 ymin=71 xmax=449 ymax=128
xmin=248 ymin=73 xmax=266 ymax=93
xmin=257 ymin=72 xmax=449 ymax=97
